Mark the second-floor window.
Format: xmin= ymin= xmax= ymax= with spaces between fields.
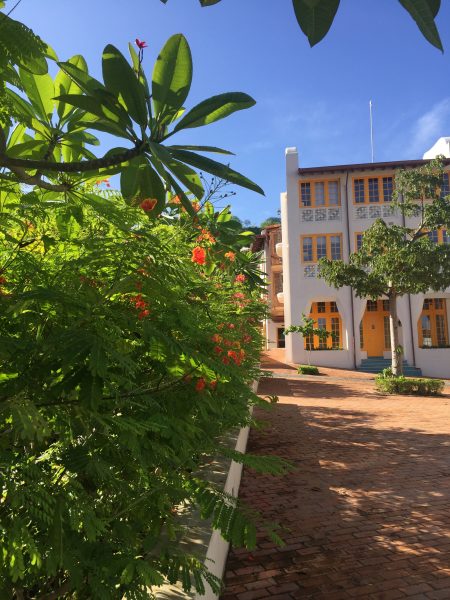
xmin=353 ymin=175 xmax=393 ymax=204
xmin=301 ymin=234 xmax=342 ymax=263
xmin=300 ymin=179 xmax=340 ymax=207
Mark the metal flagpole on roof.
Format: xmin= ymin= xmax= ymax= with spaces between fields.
xmin=369 ymin=100 xmax=374 ymax=163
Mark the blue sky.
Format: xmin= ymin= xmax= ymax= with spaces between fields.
xmin=15 ymin=0 xmax=450 ymax=224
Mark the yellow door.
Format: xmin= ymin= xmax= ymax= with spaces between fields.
xmin=363 ymin=312 xmax=385 ymax=357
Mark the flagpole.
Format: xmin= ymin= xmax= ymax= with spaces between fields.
xmin=369 ymin=100 xmax=374 ymax=163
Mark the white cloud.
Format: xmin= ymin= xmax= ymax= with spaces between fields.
xmin=409 ymin=98 xmax=450 ymax=157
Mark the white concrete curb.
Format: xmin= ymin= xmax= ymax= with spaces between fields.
xmin=195 ymin=381 xmax=258 ymax=600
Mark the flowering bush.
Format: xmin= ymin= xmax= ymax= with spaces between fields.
xmin=0 ymin=188 xmax=281 ymax=598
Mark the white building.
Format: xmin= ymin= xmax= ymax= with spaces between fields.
xmin=262 ymin=145 xmax=450 ymax=378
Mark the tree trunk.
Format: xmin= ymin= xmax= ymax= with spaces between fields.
xmin=389 ymin=293 xmax=403 ymax=376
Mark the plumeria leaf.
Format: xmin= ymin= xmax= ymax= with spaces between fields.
xmin=169 ymin=148 xmax=264 ymax=195
xmin=102 ymin=44 xmax=148 ymax=126
xmin=173 ymin=92 xmax=255 ymax=131
xmin=152 ymin=34 xmax=193 ymax=124
xmin=292 ymin=0 xmax=340 ymax=47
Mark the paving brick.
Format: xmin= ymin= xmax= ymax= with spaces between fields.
xmin=220 ymin=351 xmax=450 ymax=600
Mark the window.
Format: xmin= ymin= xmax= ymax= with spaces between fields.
xmin=427 ymin=230 xmax=439 ymax=244
xmin=317 ymin=318 xmax=327 ymax=349
xmin=331 ymin=317 xmax=340 ymax=348
xmin=301 ymin=234 xmax=343 ymax=263
xmin=299 ymin=179 xmax=340 ymax=207
xmin=316 ymin=236 xmax=327 ymax=260
xmin=382 ymin=299 xmax=390 ymax=311
xmin=443 ymin=230 xmax=450 ymax=244
xmin=356 ymin=233 xmax=363 ymax=251
xmin=419 ymin=297 xmax=448 ymax=347
xmin=368 ymin=178 xmax=379 ymax=203
xmin=441 ymin=173 xmax=450 ymax=199
xmin=383 ymin=177 xmax=393 ymax=202
xmin=354 ymin=179 xmax=365 ymax=203
xmin=330 ymin=235 xmax=341 ymax=260
xmin=367 ymin=300 xmax=378 ymax=312
xmin=315 ymin=182 xmax=325 ymax=206
xmin=302 ymin=237 xmax=313 ymax=262
xmin=306 ymin=302 xmax=342 ymax=351
xmin=353 ymin=175 xmax=394 ymax=204
xmin=317 ymin=302 xmax=326 ymax=313
xmin=359 ymin=321 xmax=364 ymax=349
xmin=301 ymin=182 xmax=311 ymax=207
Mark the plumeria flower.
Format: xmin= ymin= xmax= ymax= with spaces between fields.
xmin=135 ymin=38 xmax=148 ymax=49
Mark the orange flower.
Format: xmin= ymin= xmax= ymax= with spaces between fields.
xmin=213 ymin=346 xmax=223 ymax=355
xmin=209 ymin=380 xmax=218 ymax=390
xmin=171 ymin=195 xmax=181 ymax=205
xmin=224 ymin=251 xmax=236 ymax=262
xmin=192 ymin=201 xmax=200 ymax=212
xmin=235 ymin=274 xmax=246 ymax=284
xmin=138 ymin=309 xmax=150 ymax=319
xmin=140 ymin=199 xmax=157 ymax=212
xmin=191 ymin=246 xmax=206 ymax=265
xmin=211 ymin=334 xmax=222 ymax=343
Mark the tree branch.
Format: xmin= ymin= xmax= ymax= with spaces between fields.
xmin=7 ymin=165 xmax=73 ymax=192
xmin=0 ymin=144 xmax=144 ymax=173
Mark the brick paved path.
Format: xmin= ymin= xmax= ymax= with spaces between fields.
xmin=221 ymin=352 xmax=450 ymax=600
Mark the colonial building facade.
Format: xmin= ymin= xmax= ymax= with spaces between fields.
xmin=261 ymin=145 xmax=450 ymax=378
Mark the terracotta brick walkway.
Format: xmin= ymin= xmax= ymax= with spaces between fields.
xmin=221 ymin=351 xmax=450 ymax=600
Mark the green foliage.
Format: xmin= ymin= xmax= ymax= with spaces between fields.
xmin=375 ymin=374 xmax=445 ymax=396
xmin=0 ymin=183 xmax=274 ymax=598
xmin=160 ymin=0 xmax=444 ymax=50
xmin=297 ymin=365 xmax=320 ymax=375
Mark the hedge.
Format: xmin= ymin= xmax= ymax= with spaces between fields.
xmin=375 ymin=374 xmax=445 ymax=396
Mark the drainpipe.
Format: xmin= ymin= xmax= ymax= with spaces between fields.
xmin=344 ymin=171 xmax=357 ymax=369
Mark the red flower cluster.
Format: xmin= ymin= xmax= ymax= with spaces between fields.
xmin=191 ymin=246 xmax=206 ymax=265
xmin=192 ymin=201 xmax=200 ymax=212
xmin=224 ymin=251 xmax=236 ymax=262
xmin=196 ymin=229 xmax=216 ymax=244
xmin=96 ymin=178 xmax=111 ymax=188
xmin=227 ymin=348 xmax=245 ymax=366
xmin=129 ymin=293 xmax=150 ymax=320
xmin=195 ymin=377 xmax=206 ymax=392
xmin=235 ymin=273 xmax=246 ymax=284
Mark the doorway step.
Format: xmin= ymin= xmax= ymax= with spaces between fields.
xmin=357 ymin=357 xmax=422 ymax=376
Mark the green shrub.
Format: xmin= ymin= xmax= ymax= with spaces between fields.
xmin=298 ymin=365 xmax=320 ymax=375
xmin=375 ymin=374 xmax=445 ymax=395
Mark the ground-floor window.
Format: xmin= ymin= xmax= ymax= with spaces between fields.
xmin=306 ymin=301 xmax=342 ymax=350
xmin=418 ymin=298 xmax=448 ymax=348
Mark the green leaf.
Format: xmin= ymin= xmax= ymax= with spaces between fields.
xmin=5 ymin=89 xmax=36 ymax=122
xmin=152 ymin=34 xmax=193 ymax=123
xmin=173 ymin=92 xmax=255 ymax=132
xmin=19 ymin=68 xmax=55 ymax=123
xmin=6 ymin=140 xmax=48 ymax=159
xmin=292 ymin=0 xmax=340 ymax=47
xmin=120 ymin=158 xmax=140 ymax=199
xmin=169 ymin=148 xmax=264 ymax=195
xmin=6 ymin=124 xmax=26 ymax=150
xmin=102 ymin=44 xmax=148 ymax=127
xmin=149 ymin=142 xmax=204 ymax=200
xmin=54 ymin=94 xmax=124 ymax=126
xmin=399 ymin=0 xmax=443 ymax=50
xmin=57 ymin=61 xmax=106 ymax=97
xmin=54 ymin=55 xmax=87 ymax=119
xmin=128 ymin=42 xmax=151 ymax=98
xmin=169 ymin=145 xmax=234 ymax=155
